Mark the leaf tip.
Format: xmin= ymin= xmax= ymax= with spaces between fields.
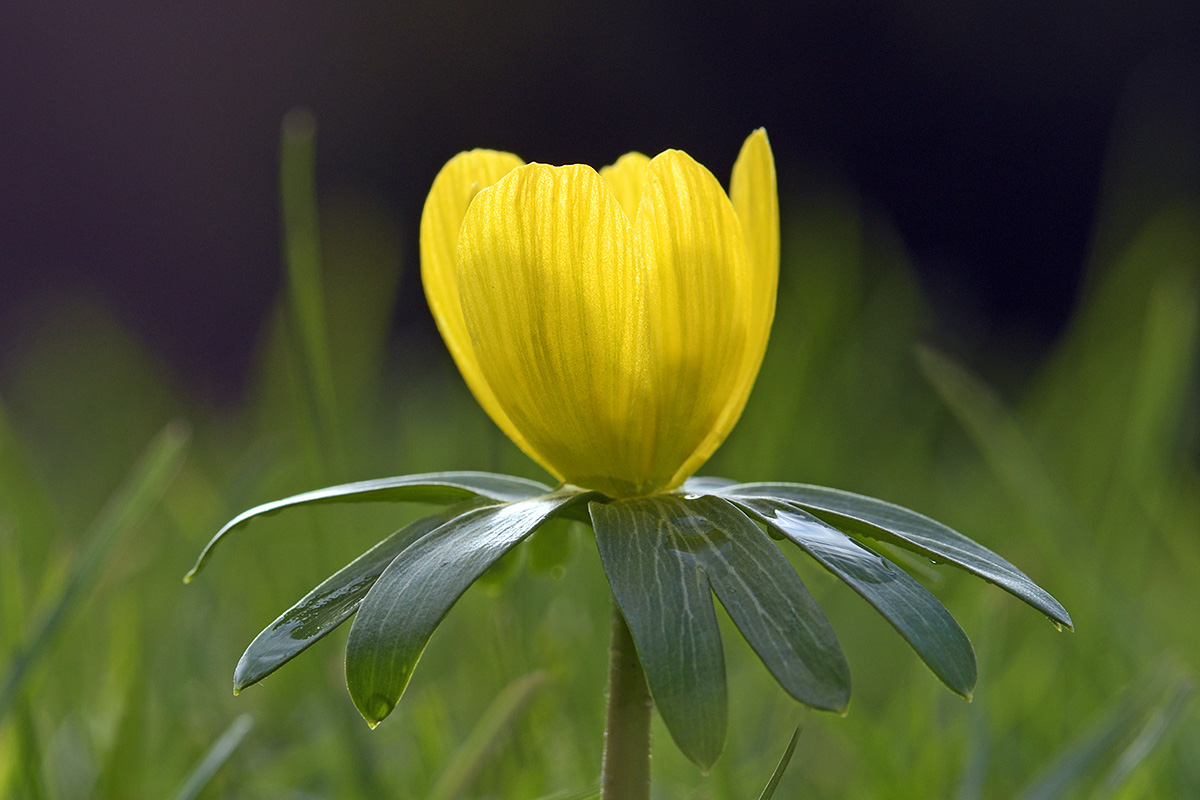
xmin=692 ymin=750 xmax=720 ymax=776
xmin=163 ymin=418 xmax=193 ymax=445
xmin=183 ymin=556 xmax=207 ymax=583
xmin=357 ymin=694 xmax=396 ymax=729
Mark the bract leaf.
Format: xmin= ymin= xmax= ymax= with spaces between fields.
xmin=185 ymin=471 xmax=550 ymax=582
xmin=688 ymin=496 xmax=850 ymax=711
xmin=590 ymin=497 xmax=727 ymax=771
xmin=723 ymin=483 xmax=1072 ymax=630
xmin=591 ymin=495 xmax=850 ymax=770
xmin=735 ymin=496 xmax=976 ymax=697
xmin=345 ymin=489 xmax=587 ymax=727
xmin=234 ymin=504 xmax=483 ymax=693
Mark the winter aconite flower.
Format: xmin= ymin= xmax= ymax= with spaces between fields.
xmin=193 ymin=126 xmax=1071 ymax=796
xmin=420 ymin=130 xmax=778 ymax=498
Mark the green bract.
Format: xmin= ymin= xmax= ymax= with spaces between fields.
xmin=187 ymin=470 xmax=1071 ymax=770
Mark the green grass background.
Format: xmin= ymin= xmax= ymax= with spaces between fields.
xmin=1 ymin=98 xmax=1197 ymax=799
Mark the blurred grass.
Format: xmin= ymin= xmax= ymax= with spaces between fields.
xmin=1 ymin=94 xmax=1197 ymax=798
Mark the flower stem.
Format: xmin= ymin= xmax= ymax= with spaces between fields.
xmin=601 ymin=596 xmax=651 ymax=800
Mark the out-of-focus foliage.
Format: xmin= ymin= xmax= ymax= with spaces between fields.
xmin=1 ymin=87 xmax=1197 ymax=798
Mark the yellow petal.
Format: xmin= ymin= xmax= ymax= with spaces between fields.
xmin=635 ymin=149 xmax=753 ymax=490
xmin=668 ymin=130 xmax=778 ymax=486
xmin=599 ymin=152 xmax=650 ymax=220
xmin=419 ymin=149 xmax=542 ymax=462
xmin=730 ymin=129 xmax=779 ymax=308
xmin=456 ymin=163 xmax=652 ymax=497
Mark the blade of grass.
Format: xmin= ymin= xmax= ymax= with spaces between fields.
xmin=0 ymin=421 xmax=190 ymax=723
xmin=0 ymin=398 xmax=57 ymax=543
xmin=280 ymin=107 xmax=342 ymax=475
xmin=169 ymin=715 xmax=254 ymax=800
xmin=94 ymin=628 xmax=147 ymax=798
xmin=916 ymin=344 xmax=1087 ymax=546
xmin=1106 ymin=269 xmax=1199 ymax=523
xmin=0 ymin=522 xmax=26 ymax=656
xmin=14 ymin=699 xmax=48 ymax=800
xmin=425 ymin=671 xmax=547 ymax=800
xmin=531 ymin=789 xmax=601 ymax=800
xmin=1013 ymin=697 xmax=1142 ymax=800
xmin=0 ymin=399 xmax=58 ymax=643
xmin=1014 ymin=670 xmax=1190 ymax=800
xmin=1094 ymin=678 xmax=1194 ymax=798
xmin=953 ymin=709 xmax=990 ymax=800
xmin=756 ymin=726 xmax=801 ymax=800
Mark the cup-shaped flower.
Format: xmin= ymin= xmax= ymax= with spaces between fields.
xmin=421 ymin=131 xmax=779 ymax=498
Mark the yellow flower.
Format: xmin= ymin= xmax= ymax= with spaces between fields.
xmin=420 ymin=130 xmax=779 ymax=498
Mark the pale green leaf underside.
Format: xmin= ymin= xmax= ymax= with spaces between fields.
xmin=345 ymin=489 xmax=589 ymax=727
xmin=185 ymin=471 xmax=550 ymax=581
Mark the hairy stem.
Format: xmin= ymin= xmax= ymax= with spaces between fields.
xmin=601 ymin=596 xmax=651 ymax=800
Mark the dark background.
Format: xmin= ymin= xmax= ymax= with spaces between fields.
xmin=3 ymin=1 xmax=1199 ymax=400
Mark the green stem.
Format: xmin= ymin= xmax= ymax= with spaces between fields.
xmin=601 ymin=597 xmax=651 ymax=800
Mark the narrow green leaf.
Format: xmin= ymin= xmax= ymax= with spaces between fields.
xmin=345 ymin=489 xmax=587 ymax=727
xmin=1107 ymin=271 xmax=1199 ymax=527
xmin=736 ymin=496 xmax=976 ymax=698
xmin=1014 ymin=698 xmax=1140 ymax=800
xmin=426 ymin=671 xmax=546 ymax=800
xmin=757 ymin=726 xmax=801 ymax=800
xmin=185 ymin=471 xmax=551 ymax=582
xmin=13 ymin=699 xmax=48 ymax=800
xmin=0 ymin=421 xmax=189 ymax=723
xmin=280 ymin=108 xmax=341 ymax=471
xmin=234 ymin=504 xmax=484 ymax=693
xmin=93 ymin=601 xmax=147 ymax=799
xmin=1014 ymin=672 xmax=1192 ymax=800
xmin=319 ymin=198 xmax=406 ymax=432
xmin=723 ymin=482 xmax=1072 ymax=630
xmin=915 ymin=344 xmax=1086 ymax=542
xmin=169 ymin=715 xmax=254 ymax=800
xmin=0 ymin=398 xmax=57 ymax=543
xmin=953 ymin=711 xmax=989 ymax=800
xmin=1095 ymin=679 xmax=1194 ymax=798
xmin=591 ymin=498 xmax=728 ymax=771
xmin=530 ymin=789 xmax=600 ymax=800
